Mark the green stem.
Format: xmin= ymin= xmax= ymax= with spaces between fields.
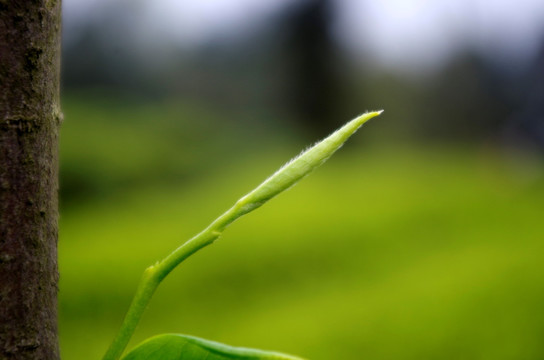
xmin=101 ymin=111 xmax=382 ymax=360
xmin=102 ymin=202 xmax=248 ymax=360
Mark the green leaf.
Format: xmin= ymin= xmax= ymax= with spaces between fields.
xmin=121 ymin=334 xmax=305 ymax=360
xmin=235 ymin=110 xmax=382 ymax=217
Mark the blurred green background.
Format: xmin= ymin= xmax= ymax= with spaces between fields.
xmin=59 ymin=1 xmax=544 ymax=359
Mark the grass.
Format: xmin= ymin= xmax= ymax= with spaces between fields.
xmin=58 ymin=103 xmax=544 ymax=360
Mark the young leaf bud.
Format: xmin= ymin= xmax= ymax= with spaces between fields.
xmin=236 ymin=111 xmax=383 ymax=214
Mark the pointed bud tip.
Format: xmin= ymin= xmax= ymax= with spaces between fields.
xmin=368 ymin=109 xmax=384 ymax=117
xmin=355 ymin=110 xmax=384 ymax=126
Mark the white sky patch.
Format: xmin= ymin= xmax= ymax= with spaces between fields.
xmin=141 ymin=0 xmax=293 ymax=44
xmin=64 ymin=0 xmax=294 ymax=46
xmin=469 ymin=0 xmax=544 ymax=64
xmin=335 ymin=0 xmax=544 ymax=72
xmin=63 ymin=0 xmax=544 ymax=72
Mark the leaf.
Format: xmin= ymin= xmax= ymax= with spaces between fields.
xmin=121 ymin=334 xmax=305 ymax=360
xmin=235 ymin=110 xmax=382 ymax=217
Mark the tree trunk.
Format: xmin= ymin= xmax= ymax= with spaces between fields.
xmin=0 ymin=1 xmax=62 ymax=359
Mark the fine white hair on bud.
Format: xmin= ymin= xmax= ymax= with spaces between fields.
xmin=235 ymin=110 xmax=383 ymax=214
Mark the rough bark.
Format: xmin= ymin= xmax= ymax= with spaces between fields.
xmin=0 ymin=0 xmax=62 ymax=359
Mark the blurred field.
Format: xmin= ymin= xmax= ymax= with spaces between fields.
xmin=58 ymin=95 xmax=544 ymax=360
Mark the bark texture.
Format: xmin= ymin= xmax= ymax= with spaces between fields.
xmin=0 ymin=0 xmax=62 ymax=359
